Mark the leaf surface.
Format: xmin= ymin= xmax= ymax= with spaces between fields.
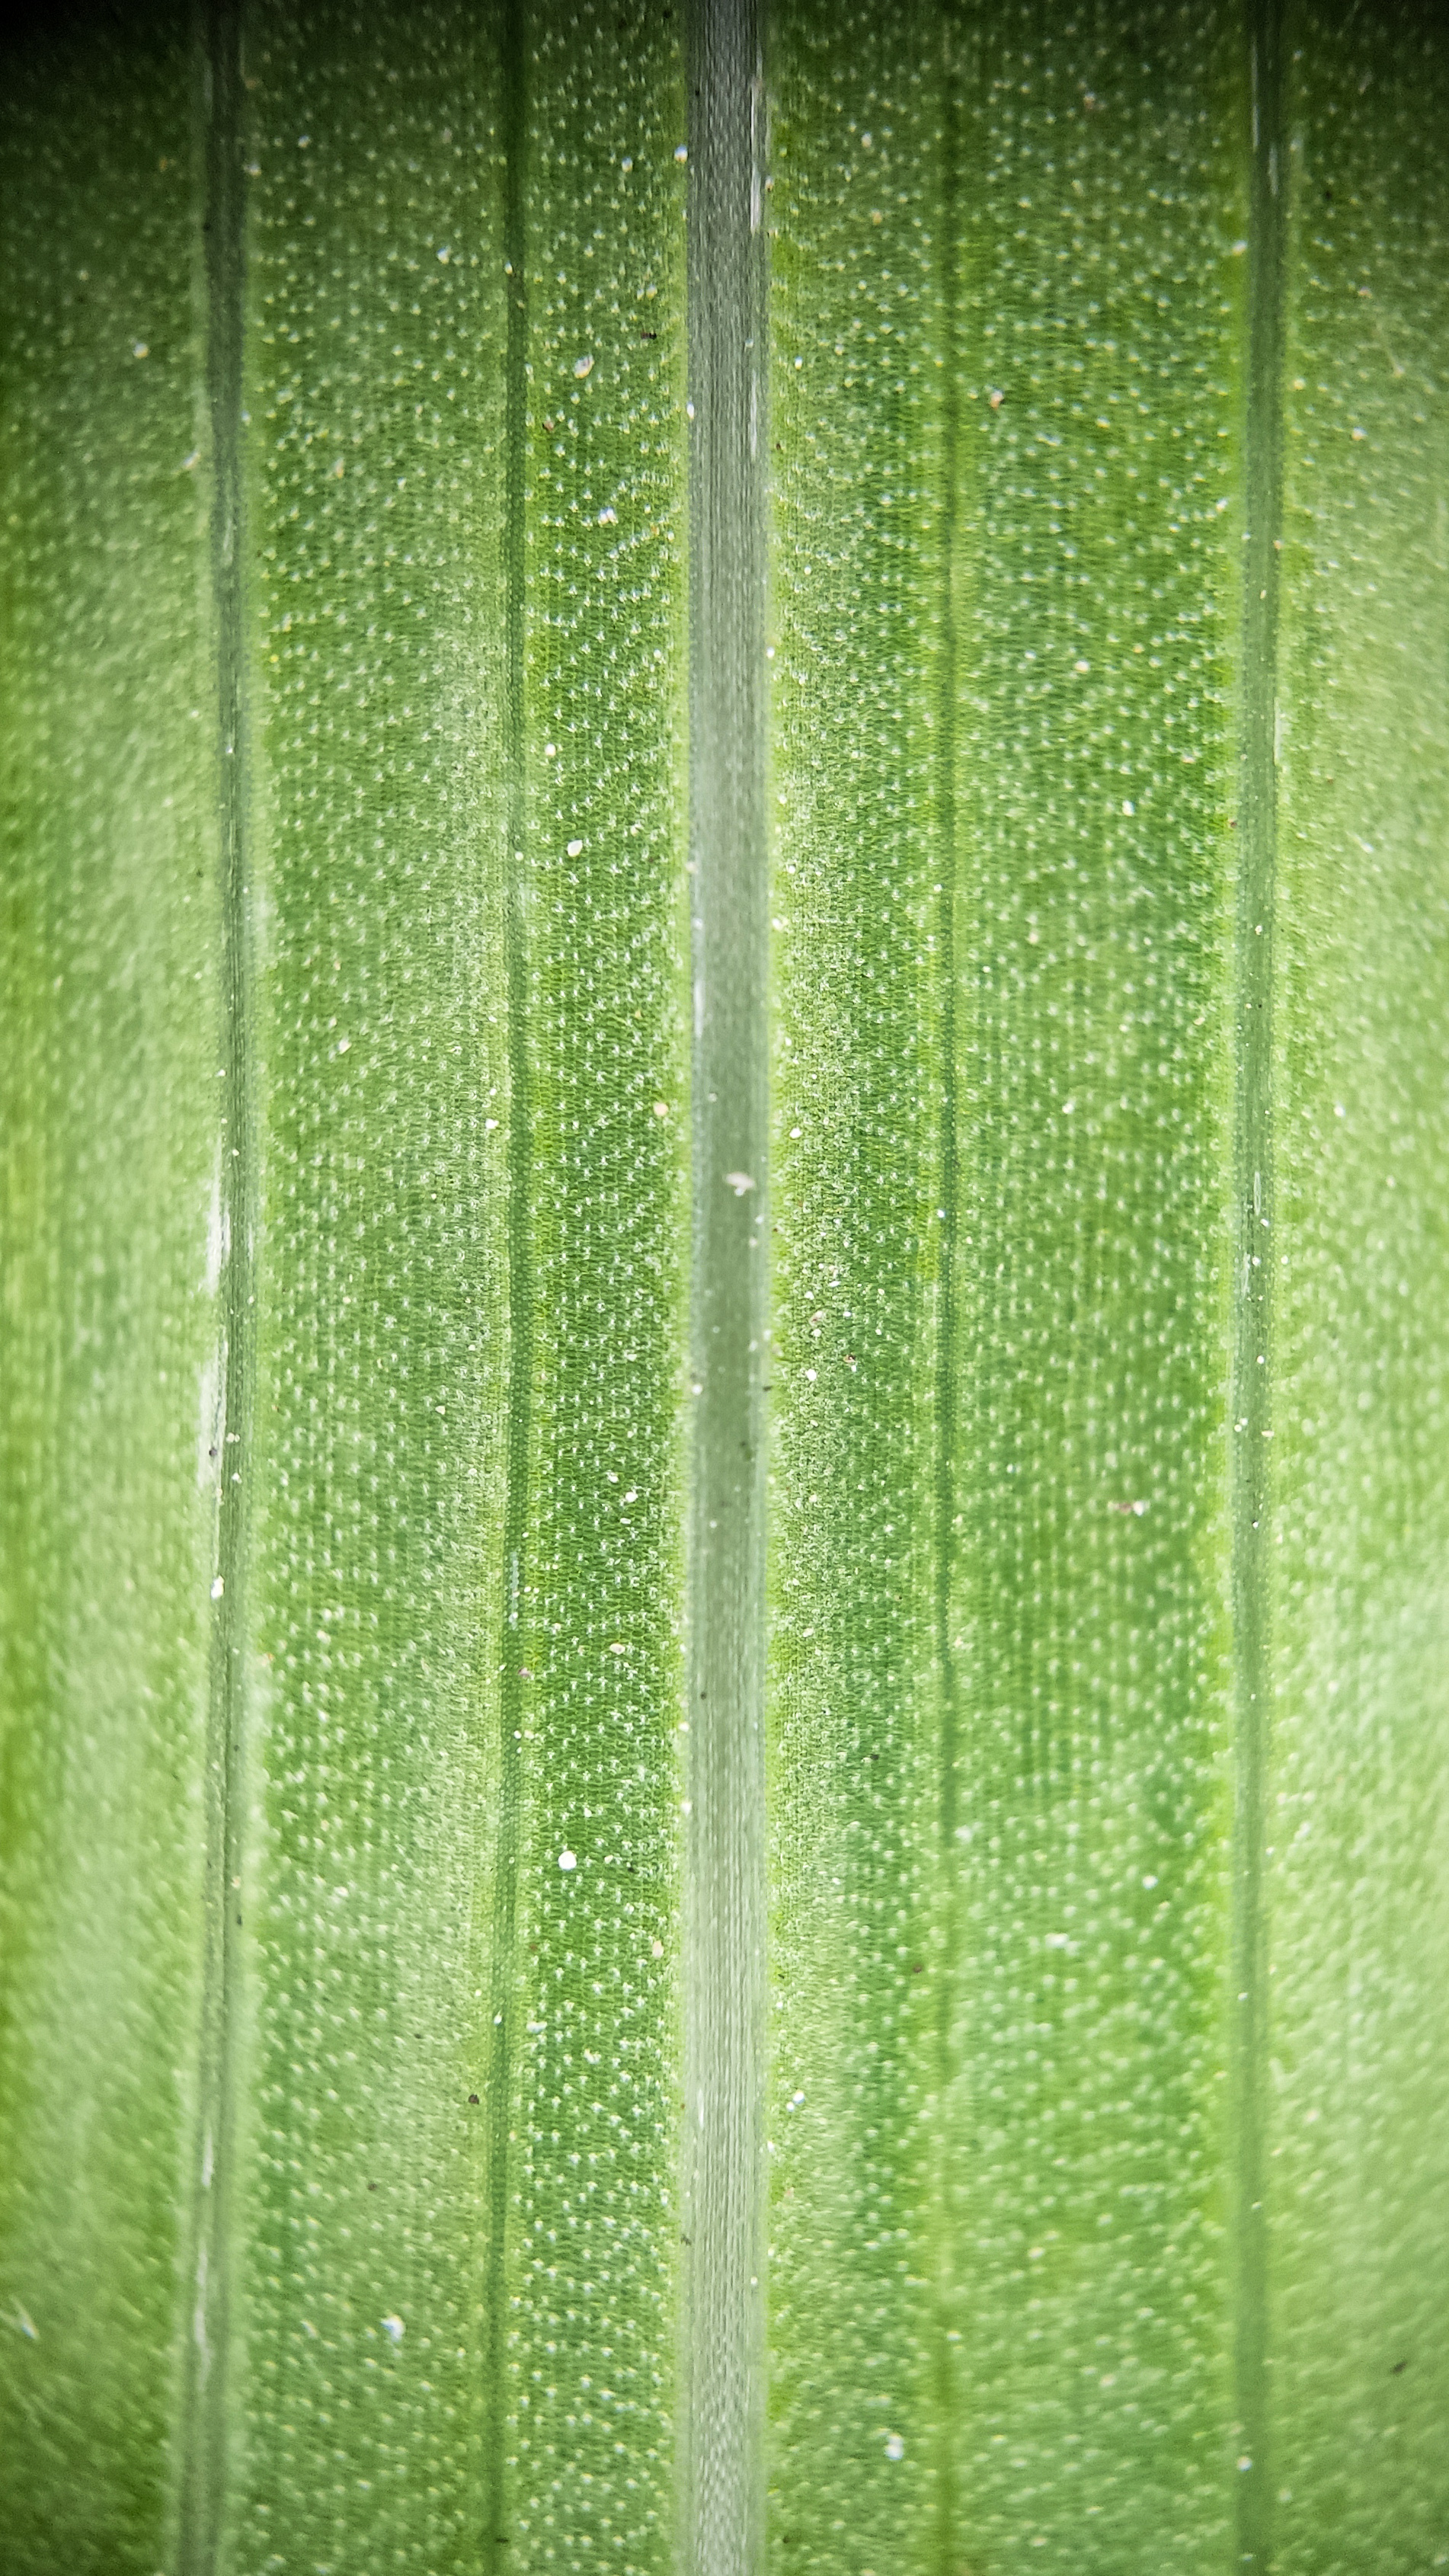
xmin=2 ymin=5 xmax=1448 ymax=2573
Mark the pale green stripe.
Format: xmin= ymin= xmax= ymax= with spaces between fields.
xmin=1268 ymin=6 xmax=1449 ymax=2569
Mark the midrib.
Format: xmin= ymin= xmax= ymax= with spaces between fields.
xmin=682 ymin=0 xmax=771 ymax=2568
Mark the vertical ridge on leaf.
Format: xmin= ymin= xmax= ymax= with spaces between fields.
xmin=1227 ymin=0 xmax=1285 ymax=2562
xmin=177 ymin=2 xmax=257 ymax=2558
xmin=929 ymin=24 xmax=966 ymax=2568
xmin=477 ymin=2 xmax=531 ymax=2554
xmin=682 ymin=0 xmax=771 ymax=2566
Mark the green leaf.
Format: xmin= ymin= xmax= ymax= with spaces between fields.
xmin=2 ymin=3 xmax=1448 ymax=2571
